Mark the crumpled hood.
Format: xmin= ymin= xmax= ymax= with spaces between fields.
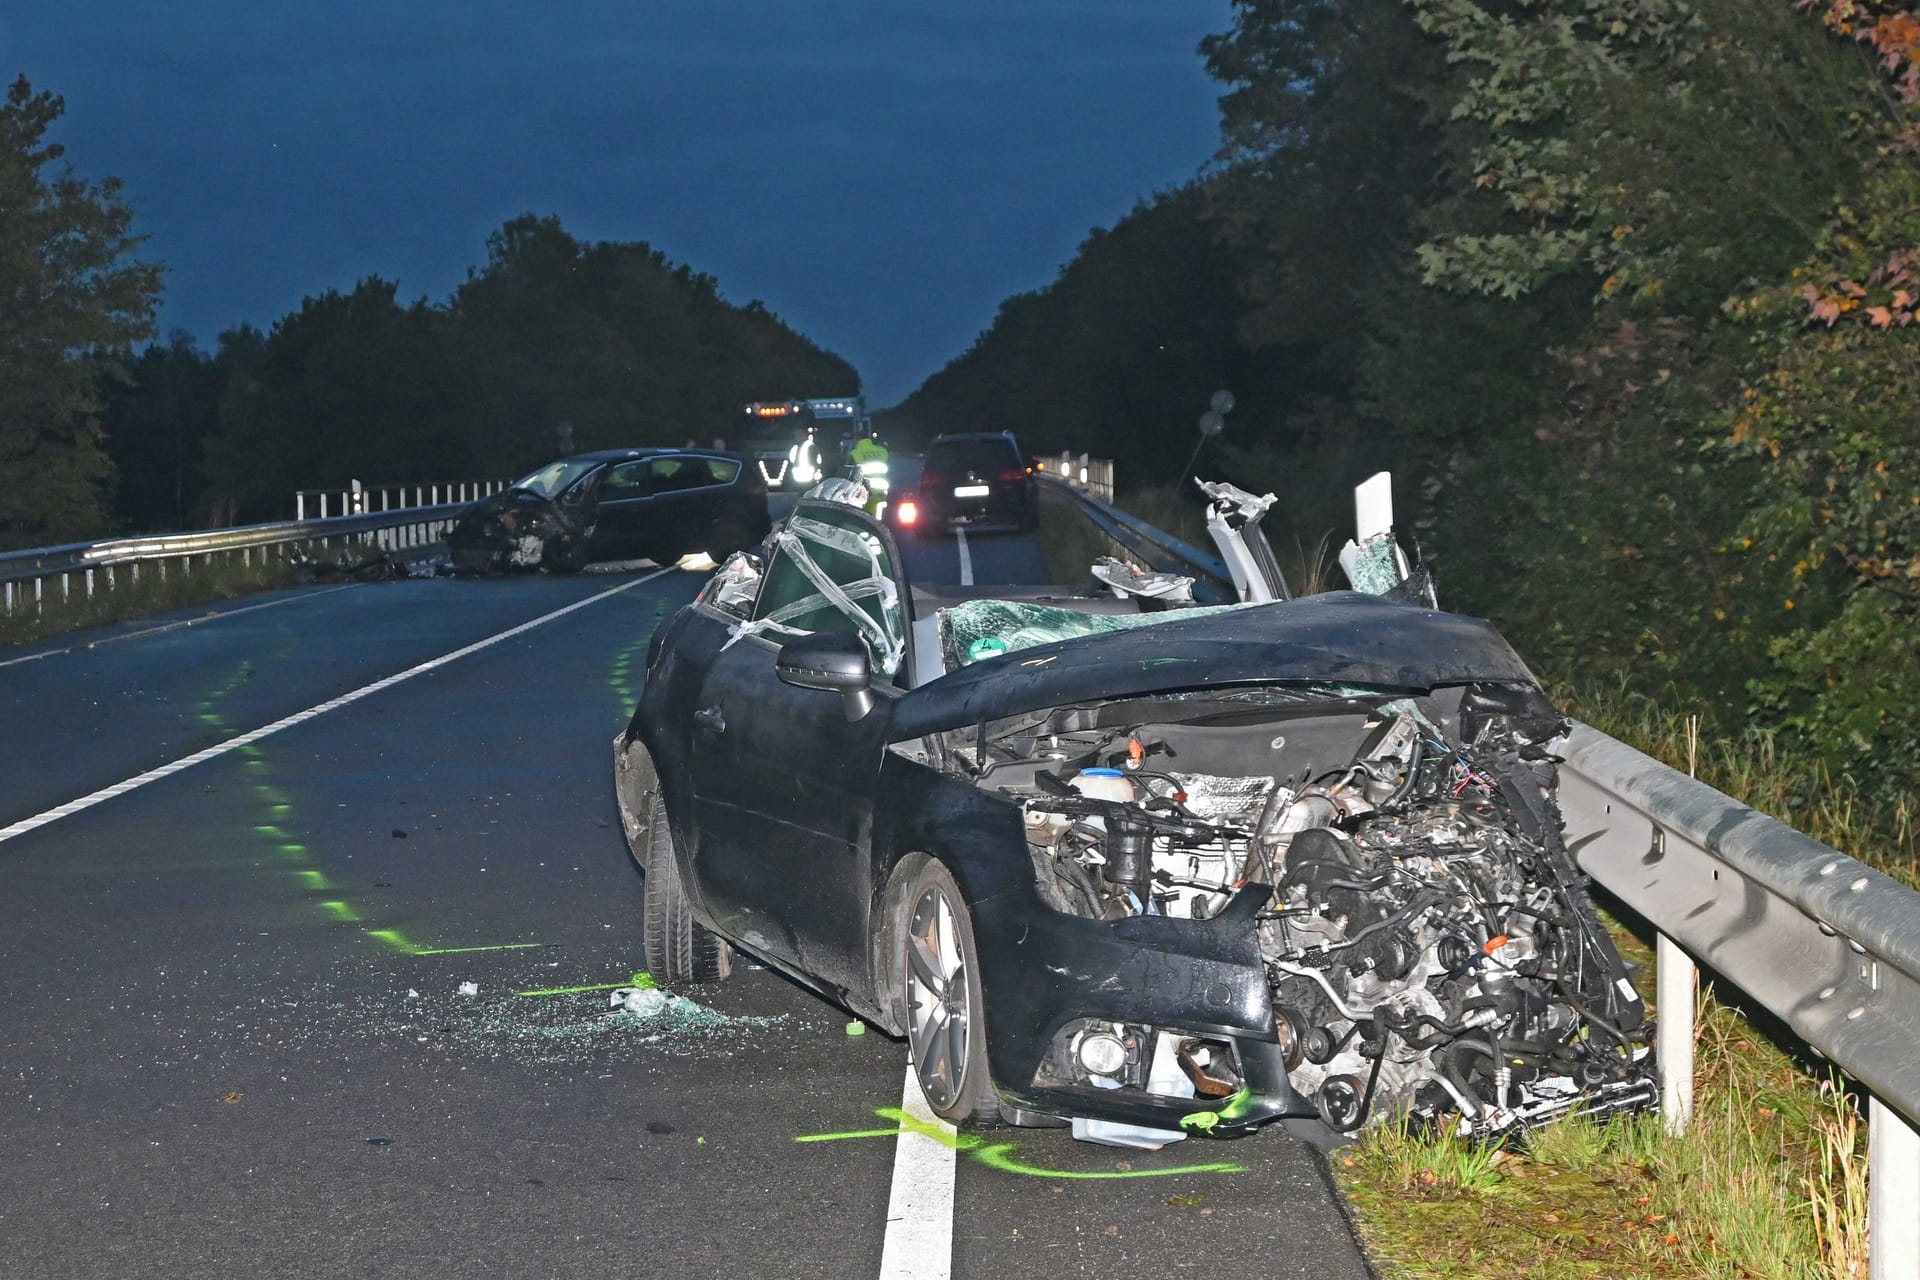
xmin=890 ymin=591 xmax=1540 ymax=741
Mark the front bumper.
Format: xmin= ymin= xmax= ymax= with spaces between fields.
xmin=972 ymin=885 xmax=1313 ymax=1134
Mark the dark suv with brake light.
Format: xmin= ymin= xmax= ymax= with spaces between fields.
xmin=899 ymin=431 xmax=1035 ymax=535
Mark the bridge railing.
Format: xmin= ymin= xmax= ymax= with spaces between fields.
xmin=293 ymin=478 xmax=507 ymax=520
xmin=1042 ymin=478 xmax=1920 ymax=1276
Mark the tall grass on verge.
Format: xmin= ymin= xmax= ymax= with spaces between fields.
xmin=1808 ymin=1081 xmax=1870 ymax=1280
xmin=1558 ymin=678 xmax=1918 ymax=888
xmin=1032 ymin=487 xmax=1118 ymax=588
xmin=0 ymin=556 xmax=302 ymax=648
xmin=1338 ymin=946 xmax=1872 ymax=1280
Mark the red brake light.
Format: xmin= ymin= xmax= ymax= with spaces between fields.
xmin=898 ymin=499 xmax=919 ymax=525
xmin=999 ymin=467 xmax=1026 ymax=483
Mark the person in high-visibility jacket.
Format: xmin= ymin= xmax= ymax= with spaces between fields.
xmin=787 ymin=429 xmax=822 ymax=488
xmin=849 ymin=432 xmax=890 ymax=514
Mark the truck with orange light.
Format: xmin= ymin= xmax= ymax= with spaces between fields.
xmin=741 ymin=396 xmax=867 ymax=491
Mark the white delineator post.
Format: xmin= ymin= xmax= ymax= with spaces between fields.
xmin=1656 ymin=932 xmax=1695 ymax=1135
xmin=1871 ymin=1095 xmax=1920 ymax=1279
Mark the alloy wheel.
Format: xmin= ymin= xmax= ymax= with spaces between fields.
xmin=905 ymin=884 xmax=970 ymax=1111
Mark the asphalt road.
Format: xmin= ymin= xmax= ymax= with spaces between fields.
xmin=0 ymin=524 xmax=1370 ymax=1278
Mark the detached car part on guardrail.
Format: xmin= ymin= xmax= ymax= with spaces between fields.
xmin=612 ymin=472 xmax=1656 ymax=1150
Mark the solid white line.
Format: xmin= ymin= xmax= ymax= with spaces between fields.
xmin=954 ymin=527 xmax=973 ymax=587
xmin=877 ymin=1063 xmax=957 ymax=1280
xmin=0 ymin=569 xmax=675 ymax=846
xmin=0 ymin=584 xmax=361 ymax=670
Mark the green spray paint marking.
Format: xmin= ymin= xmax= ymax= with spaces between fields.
xmin=1181 ymin=1087 xmax=1256 ymax=1134
xmin=320 ymin=899 xmax=360 ymax=922
xmin=365 ymin=928 xmax=545 ymax=956
xmin=516 ymin=971 xmax=656 ymax=998
xmin=795 ymin=1107 xmax=1244 ymax=1180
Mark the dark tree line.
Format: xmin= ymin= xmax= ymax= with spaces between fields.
xmin=103 ymin=215 xmax=858 ymax=527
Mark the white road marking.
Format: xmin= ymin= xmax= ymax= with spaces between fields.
xmin=0 ymin=584 xmax=360 ymax=670
xmin=877 ymin=1062 xmax=957 ymax=1280
xmin=0 ymin=569 xmax=675 ymax=846
xmin=955 ymin=527 xmax=973 ymax=587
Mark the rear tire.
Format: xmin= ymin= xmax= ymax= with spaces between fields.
xmin=641 ymin=791 xmax=732 ymax=984
xmin=901 ymin=861 xmax=997 ymax=1125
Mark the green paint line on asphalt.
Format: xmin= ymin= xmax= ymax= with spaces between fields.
xmin=515 ymin=971 xmax=653 ymax=997
xmin=793 ymin=1106 xmax=1245 ymax=1180
xmin=414 ymin=942 xmax=546 ymax=956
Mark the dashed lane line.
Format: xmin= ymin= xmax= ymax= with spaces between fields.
xmin=877 ymin=1062 xmax=957 ymax=1280
xmin=0 ymin=570 xmax=675 ymax=846
xmin=955 ymin=527 xmax=973 ymax=587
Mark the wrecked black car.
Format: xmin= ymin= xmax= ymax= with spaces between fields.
xmin=447 ymin=448 xmax=769 ymax=574
xmin=613 ymin=476 xmax=1655 ymax=1146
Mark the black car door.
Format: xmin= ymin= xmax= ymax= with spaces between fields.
xmin=633 ymin=454 xmax=736 ymax=560
xmin=684 ymin=499 xmax=914 ymax=993
xmin=585 ymin=459 xmax=652 ymax=558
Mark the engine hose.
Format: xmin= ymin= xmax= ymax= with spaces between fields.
xmin=1435 ymin=1061 xmax=1483 ymax=1117
xmin=1552 ymin=979 xmax=1635 ymax=1049
xmin=1272 ymin=960 xmax=1369 ymax=1020
xmin=1353 ymin=1030 xmax=1391 ymax=1129
xmin=1379 ymin=737 xmax=1423 ymax=810
xmin=1058 ymin=858 xmax=1104 ymax=917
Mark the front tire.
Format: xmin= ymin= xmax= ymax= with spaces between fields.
xmin=641 ymin=791 xmax=732 ymax=984
xmin=902 ymin=862 xmax=997 ymax=1125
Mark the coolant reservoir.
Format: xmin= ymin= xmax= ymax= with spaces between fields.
xmin=1070 ymin=767 xmax=1135 ymax=804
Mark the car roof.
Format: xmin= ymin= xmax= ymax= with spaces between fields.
xmin=555 ymin=447 xmax=743 ymax=464
xmin=928 ymin=431 xmax=1019 ymax=444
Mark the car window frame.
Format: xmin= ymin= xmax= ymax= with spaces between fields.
xmin=743 ymin=498 xmax=914 ymax=685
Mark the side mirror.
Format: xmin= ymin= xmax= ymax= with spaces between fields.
xmin=775 ymin=632 xmax=876 ymax=721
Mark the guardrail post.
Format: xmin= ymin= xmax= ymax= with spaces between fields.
xmin=1657 ymin=933 xmax=1696 ymax=1135
xmin=1872 ymin=1095 xmax=1920 ymax=1279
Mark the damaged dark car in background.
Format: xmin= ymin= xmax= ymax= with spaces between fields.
xmin=613 ymin=472 xmax=1656 ymax=1147
xmin=447 ymin=448 xmax=769 ymax=573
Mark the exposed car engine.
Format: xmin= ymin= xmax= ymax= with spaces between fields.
xmin=943 ymin=684 xmax=1656 ymax=1138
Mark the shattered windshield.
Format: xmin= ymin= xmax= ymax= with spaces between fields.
xmin=512 ymin=458 xmax=602 ymax=499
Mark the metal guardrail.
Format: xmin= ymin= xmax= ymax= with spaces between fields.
xmin=294 ymin=478 xmax=506 ymax=520
xmin=0 ymin=502 xmax=467 ymax=616
xmin=1034 ymin=472 xmax=1237 ymax=603
xmin=1043 ymin=478 xmax=1920 ymax=1274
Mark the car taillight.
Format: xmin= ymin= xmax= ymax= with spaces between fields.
xmin=919 ymin=470 xmax=945 ymax=490
xmin=897 ymin=499 xmax=919 ymax=525
xmin=999 ymin=467 xmax=1026 ymax=483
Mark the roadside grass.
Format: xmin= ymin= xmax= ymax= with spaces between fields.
xmin=1557 ymin=680 xmax=1918 ymax=890
xmin=1338 ymin=949 xmax=1868 ymax=1280
xmin=1033 ymin=486 xmax=1116 ymax=587
xmin=0 ymin=555 xmax=303 ymax=648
